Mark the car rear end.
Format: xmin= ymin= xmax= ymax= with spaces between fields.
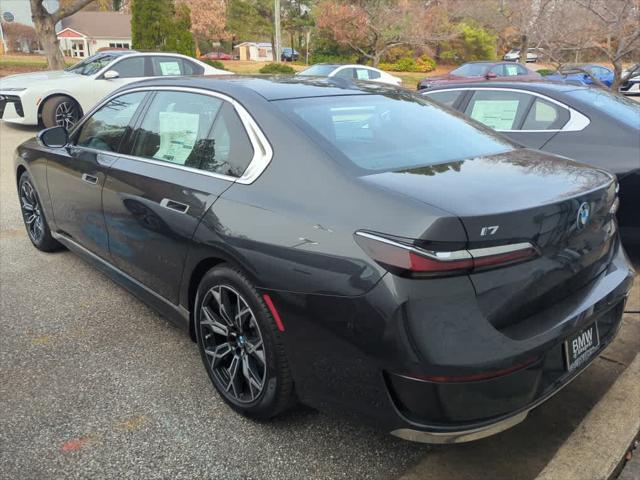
xmin=273 ymin=89 xmax=635 ymax=442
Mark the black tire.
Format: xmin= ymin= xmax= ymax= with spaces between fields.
xmin=195 ymin=264 xmax=295 ymax=419
xmin=41 ymin=95 xmax=81 ymax=129
xmin=18 ymin=172 xmax=62 ymax=252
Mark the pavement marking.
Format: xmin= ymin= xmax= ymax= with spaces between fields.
xmin=60 ymin=436 xmax=94 ymax=453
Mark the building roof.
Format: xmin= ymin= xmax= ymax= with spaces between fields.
xmin=59 ymin=12 xmax=131 ymax=39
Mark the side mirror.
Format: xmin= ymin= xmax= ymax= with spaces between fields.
xmin=37 ymin=126 xmax=68 ymax=148
xmin=486 ymin=71 xmax=498 ymax=79
xmin=103 ymin=70 xmax=120 ymax=80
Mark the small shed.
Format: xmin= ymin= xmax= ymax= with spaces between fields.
xmin=234 ymin=42 xmax=273 ymax=62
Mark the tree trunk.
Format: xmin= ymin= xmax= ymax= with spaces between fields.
xmin=611 ymin=60 xmax=623 ymax=92
xmin=32 ymin=11 xmax=66 ymax=70
xmin=519 ymin=34 xmax=528 ymax=65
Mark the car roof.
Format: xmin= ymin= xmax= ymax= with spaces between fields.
xmin=121 ymin=75 xmax=397 ymax=101
xmin=423 ymin=80 xmax=584 ymax=94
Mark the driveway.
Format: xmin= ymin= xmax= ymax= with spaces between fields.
xmin=1 ymin=121 xmax=638 ymax=480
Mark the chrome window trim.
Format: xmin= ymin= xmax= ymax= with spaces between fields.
xmin=422 ymin=87 xmax=591 ymax=133
xmin=355 ymin=231 xmax=535 ymax=261
xmin=69 ymin=86 xmax=273 ymax=185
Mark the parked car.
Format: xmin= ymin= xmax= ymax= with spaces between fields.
xmin=280 ymin=48 xmax=300 ymax=62
xmin=201 ymin=51 xmax=234 ymax=61
xmin=620 ymin=67 xmax=640 ymax=95
xmin=545 ymin=64 xmax=614 ymax=87
xmin=417 ymin=61 xmax=541 ymax=90
xmin=503 ymin=48 xmax=543 ymax=62
xmin=297 ymin=63 xmax=402 ymax=86
xmin=422 ymin=81 xmax=640 ymax=244
xmin=0 ymin=51 xmax=230 ymax=129
xmin=15 ymin=76 xmax=634 ymax=443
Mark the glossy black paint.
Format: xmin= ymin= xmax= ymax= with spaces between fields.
xmin=14 ymin=76 xmax=635 ymax=438
xmin=423 ymin=81 xmax=640 ymax=244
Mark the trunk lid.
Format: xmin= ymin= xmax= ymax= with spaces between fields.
xmin=363 ymin=149 xmax=617 ymax=328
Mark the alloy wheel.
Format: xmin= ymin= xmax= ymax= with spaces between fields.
xmin=20 ymin=180 xmax=44 ymax=243
xmin=54 ymin=101 xmax=79 ymax=129
xmin=199 ymin=285 xmax=267 ymax=403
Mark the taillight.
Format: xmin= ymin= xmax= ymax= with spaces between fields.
xmin=354 ymin=231 xmax=537 ymax=277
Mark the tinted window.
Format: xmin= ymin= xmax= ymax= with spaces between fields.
xmin=489 ymin=65 xmax=505 ymax=76
xmin=335 ymin=68 xmax=354 ymax=79
xmin=566 ymin=88 xmax=640 ymax=129
xmin=367 ymin=69 xmax=381 ymax=79
xmin=464 ymin=90 xmax=533 ymax=130
xmin=451 ymin=63 xmax=490 ymax=77
xmin=298 ymin=64 xmax=338 ymax=76
xmin=76 ymin=92 xmax=146 ymax=151
xmin=516 ymin=65 xmax=529 ymax=75
xmin=182 ymin=59 xmax=204 ymax=75
xmin=111 ymin=57 xmax=145 ymax=78
xmin=521 ymin=98 xmax=569 ymax=130
xmin=130 ymin=91 xmax=254 ymax=176
xmin=275 ymin=94 xmax=513 ymax=172
xmin=150 ymin=57 xmax=184 ymax=76
xmin=425 ymin=90 xmax=465 ymax=107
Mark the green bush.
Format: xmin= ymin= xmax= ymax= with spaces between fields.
xmin=308 ymin=52 xmax=358 ymax=65
xmin=536 ymin=68 xmax=555 ymax=76
xmin=438 ymin=23 xmax=496 ymax=64
xmin=259 ymin=63 xmax=295 ymax=74
xmin=202 ymin=59 xmax=226 ymax=70
xmin=379 ymin=55 xmax=436 ymax=73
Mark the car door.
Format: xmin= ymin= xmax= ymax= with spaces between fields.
xmin=92 ymin=56 xmax=148 ymax=105
xmin=46 ymin=91 xmax=148 ymax=258
xmin=102 ymin=88 xmax=257 ymax=304
xmin=460 ymin=89 xmax=569 ymax=148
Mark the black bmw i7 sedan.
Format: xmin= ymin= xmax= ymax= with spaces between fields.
xmin=14 ymin=76 xmax=635 ymax=443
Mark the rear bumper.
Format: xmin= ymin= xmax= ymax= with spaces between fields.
xmin=265 ymin=240 xmax=634 ymax=442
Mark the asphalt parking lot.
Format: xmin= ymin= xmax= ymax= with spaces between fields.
xmin=1 ymin=121 xmax=638 ymax=480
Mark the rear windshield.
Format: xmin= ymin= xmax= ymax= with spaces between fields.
xmin=275 ymin=94 xmax=514 ymax=172
xmin=298 ymin=65 xmax=338 ymax=76
xmin=451 ymin=63 xmax=490 ymax=77
xmin=566 ymin=88 xmax=640 ymax=129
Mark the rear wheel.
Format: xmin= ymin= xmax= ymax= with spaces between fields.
xmin=195 ymin=265 xmax=295 ymax=419
xmin=41 ymin=95 xmax=80 ymax=129
xmin=18 ymin=172 xmax=61 ymax=252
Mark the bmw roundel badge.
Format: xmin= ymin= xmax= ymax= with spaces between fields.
xmin=577 ymin=202 xmax=590 ymax=230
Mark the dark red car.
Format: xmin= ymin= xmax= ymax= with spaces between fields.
xmin=418 ymin=61 xmax=541 ymax=90
xmin=201 ymin=51 xmax=234 ymax=61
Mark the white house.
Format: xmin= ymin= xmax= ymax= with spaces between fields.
xmin=57 ymin=11 xmax=132 ymax=58
xmin=234 ymin=42 xmax=274 ymax=62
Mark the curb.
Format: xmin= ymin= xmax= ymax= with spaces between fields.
xmin=535 ymin=353 xmax=640 ymax=480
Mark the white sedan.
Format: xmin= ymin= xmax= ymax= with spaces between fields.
xmin=296 ymin=64 xmax=402 ymax=86
xmin=0 ymin=51 xmax=230 ymax=128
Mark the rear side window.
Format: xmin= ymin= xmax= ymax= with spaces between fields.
xmin=129 ymin=91 xmax=254 ymax=177
xmin=182 ymin=59 xmax=204 ymax=75
xmin=425 ymin=90 xmax=465 ymax=107
xmin=151 ymin=57 xmax=187 ymax=76
xmin=521 ymin=98 xmax=569 ymax=130
xmin=110 ymin=57 xmax=145 ymax=78
xmin=464 ymin=90 xmax=532 ymax=130
xmin=366 ymin=69 xmax=381 ymax=80
xmin=335 ymin=68 xmax=354 ymax=79
xmin=75 ymin=91 xmax=146 ymax=151
xmin=275 ymin=94 xmax=513 ymax=172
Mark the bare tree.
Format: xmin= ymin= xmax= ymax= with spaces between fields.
xmin=30 ymin=0 xmax=98 ymax=69
xmin=499 ymin=0 xmax=553 ymax=64
xmin=574 ymin=0 xmax=640 ymax=90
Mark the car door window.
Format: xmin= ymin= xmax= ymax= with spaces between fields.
xmin=182 ymin=59 xmax=204 ymax=75
xmin=516 ymin=64 xmax=529 ymax=75
xmin=489 ymin=65 xmax=505 ymax=76
xmin=335 ymin=68 xmax=354 ymax=79
xmin=355 ymin=68 xmax=372 ymax=80
xmin=75 ymin=92 xmax=147 ymax=152
xmin=464 ymin=90 xmax=532 ymax=130
xmin=150 ymin=57 xmax=184 ymax=76
xmin=129 ymin=91 xmax=254 ymax=177
xmin=503 ymin=64 xmax=521 ymax=76
xmin=426 ymin=90 xmax=465 ymax=107
xmin=521 ymin=97 xmax=569 ymax=130
xmin=366 ymin=69 xmax=381 ymax=80
xmin=110 ymin=57 xmax=145 ymax=78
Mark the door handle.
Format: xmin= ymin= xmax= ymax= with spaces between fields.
xmin=160 ymin=198 xmax=189 ymax=214
xmin=81 ymin=173 xmax=98 ymax=185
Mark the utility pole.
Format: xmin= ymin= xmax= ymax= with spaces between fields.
xmin=274 ymin=0 xmax=281 ymax=62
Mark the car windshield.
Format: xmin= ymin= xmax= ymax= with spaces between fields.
xmin=298 ymin=65 xmax=338 ymax=76
xmin=450 ymin=63 xmax=490 ymax=77
xmin=566 ymin=88 xmax=640 ymax=129
xmin=275 ymin=93 xmax=514 ymax=172
xmin=65 ymin=54 xmax=117 ymax=75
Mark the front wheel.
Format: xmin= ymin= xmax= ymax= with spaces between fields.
xmin=18 ymin=172 xmax=62 ymax=252
xmin=41 ymin=95 xmax=81 ymax=129
xmin=195 ymin=265 xmax=295 ymax=419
